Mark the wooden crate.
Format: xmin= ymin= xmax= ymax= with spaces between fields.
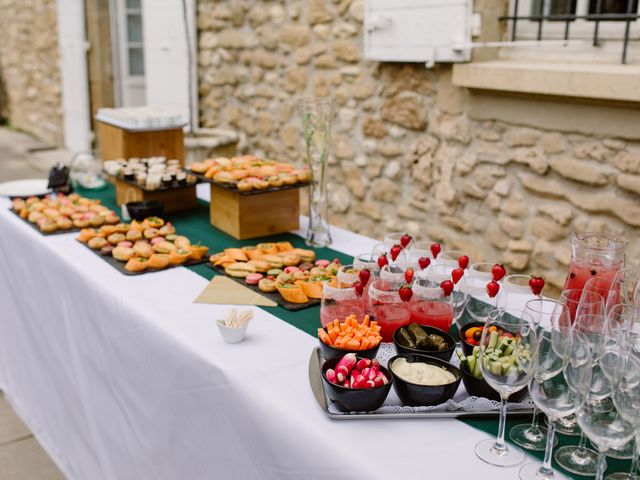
xmin=97 ymin=121 xmax=185 ymax=164
xmin=114 ymin=180 xmax=197 ymax=214
xmin=209 ymin=184 xmax=300 ymax=239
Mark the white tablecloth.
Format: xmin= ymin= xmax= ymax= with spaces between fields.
xmin=0 ymin=192 xmax=564 ymax=480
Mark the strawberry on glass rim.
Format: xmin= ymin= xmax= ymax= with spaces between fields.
xmin=529 ymin=276 xmax=545 ymax=296
xmin=491 ymin=264 xmax=507 ymax=282
xmin=398 ymin=285 xmax=413 ymax=302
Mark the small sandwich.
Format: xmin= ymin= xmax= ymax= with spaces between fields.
xmin=257 ymin=243 xmax=278 ymax=255
xmin=292 ymin=248 xmax=316 ymax=263
xmin=280 ymin=254 xmax=300 ymax=267
xmin=224 ymin=248 xmax=248 ymax=262
xmin=276 ymin=283 xmax=309 ymax=304
xmin=260 ymin=254 xmax=284 ymax=269
xmin=247 ymin=259 xmax=270 ymax=273
xmin=225 ymin=262 xmax=256 ymax=278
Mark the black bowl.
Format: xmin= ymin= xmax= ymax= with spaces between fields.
xmin=320 ymin=356 xmax=392 ymax=412
xmin=388 ymin=354 xmax=462 ymax=407
xmin=393 ymin=324 xmax=455 ymax=362
xmin=318 ymin=327 xmax=380 ymax=361
xmin=126 ymin=200 xmax=164 ymax=220
xmin=459 ymin=321 xmax=484 ymax=356
xmin=460 ymin=366 xmax=528 ymax=403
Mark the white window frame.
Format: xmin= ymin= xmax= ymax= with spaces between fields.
xmin=111 ymin=0 xmax=146 ymax=106
xmin=503 ymin=0 xmax=640 ymax=63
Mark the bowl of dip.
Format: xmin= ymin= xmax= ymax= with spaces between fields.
xmin=388 ymin=354 xmax=462 ymax=407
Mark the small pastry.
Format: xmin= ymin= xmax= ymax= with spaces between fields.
xmin=242 ymin=246 xmax=262 ymax=260
xmin=325 ymin=262 xmax=340 ymax=276
xmin=276 ymin=284 xmax=308 ymax=304
xmin=125 ymin=257 xmax=148 ymax=272
xmin=104 ymin=214 xmax=120 ymax=225
xmin=280 ymin=254 xmax=300 ymax=267
xmin=126 ymin=229 xmax=143 ymax=241
xmin=99 ymin=245 xmax=114 ymax=256
xmin=153 ymin=240 xmax=177 ymax=253
xmin=310 ymin=266 xmax=326 ymax=276
xmin=204 ymin=165 xmax=220 ymax=179
xmin=11 ymin=198 xmax=26 ymax=211
xmin=210 ymin=254 xmax=235 ymax=268
xmin=56 ymin=217 xmax=73 ymax=230
xmin=142 ymin=217 xmax=164 ymax=228
xmin=107 ymin=233 xmax=126 ymax=245
xmin=253 ymin=179 xmax=269 ymax=190
xmin=143 ymin=228 xmax=159 ymax=239
xmin=100 ymin=225 xmax=118 ymax=235
xmin=129 ymin=220 xmax=144 ymax=232
xmin=284 ymin=266 xmax=299 ymax=274
xmin=293 ymin=270 xmax=310 ymax=282
xmin=89 ymin=215 xmax=105 ymax=227
xmin=186 ymin=174 xmax=197 ymax=185
xmin=38 ymin=219 xmax=57 ymax=233
xmin=148 ymin=253 xmax=170 ymax=269
xmin=299 ymin=262 xmax=314 ymax=271
xmin=169 ymin=249 xmax=190 ymax=265
xmin=114 ymin=223 xmax=130 ymax=233
xmin=276 ymin=241 xmax=294 ymax=252
xmin=282 ymin=174 xmax=298 ymax=186
xmin=190 ymin=162 xmax=208 ymax=173
xmin=275 ymin=163 xmax=295 ymax=173
xmin=73 ymin=218 xmax=90 ymax=228
xmin=117 ymin=241 xmax=133 ymax=248
xmin=213 ymin=171 xmax=236 ymax=184
xmin=247 ymin=259 xmax=270 ymax=273
xmin=292 ymin=248 xmax=316 ymax=263
xmin=268 ymin=176 xmax=284 ymax=188
xmin=158 ymin=224 xmax=176 ymax=236
xmin=187 ymin=245 xmax=209 ymax=261
xmin=258 ymin=278 xmax=277 ymax=293
xmin=173 ymin=235 xmax=191 ymax=249
xmin=28 ymin=211 xmax=44 ymax=223
xmin=225 ymin=262 xmax=256 ymax=278
xmin=88 ymin=236 xmax=108 ymax=250
xmin=112 ymin=246 xmax=134 ymax=261
xmin=315 ymin=259 xmax=330 ymax=268
xmin=224 ymin=248 xmax=248 ymax=262
xmin=295 ymin=169 xmax=311 ymax=182
xmin=257 ymin=243 xmax=278 ymax=255
xmin=245 ymin=273 xmax=264 ymax=285
xmin=236 ymin=180 xmax=253 ymax=192
xmin=267 ymin=268 xmax=283 ymax=276
xmin=276 ymin=272 xmax=294 ymax=285
xmin=76 ymin=228 xmax=98 ymax=243
xmin=230 ymin=169 xmax=249 ymax=181
xmin=165 ymin=234 xmax=177 ymax=242
xmin=133 ymin=241 xmax=154 ymax=258
xmin=260 ymin=254 xmax=283 ymax=269
xmin=299 ymin=280 xmax=323 ymax=299
xmin=43 ymin=207 xmax=60 ymax=219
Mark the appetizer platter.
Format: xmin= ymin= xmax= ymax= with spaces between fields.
xmin=10 ymin=193 xmax=120 ymax=235
xmin=76 ymin=216 xmax=209 ymax=275
xmin=103 ymin=157 xmax=198 ymax=192
xmin=188 ymin=155 xmax=310 ymax=195
xmin=208 ymin=243 xmax=341 ymax=311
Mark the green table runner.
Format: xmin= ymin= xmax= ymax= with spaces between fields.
xmin=77 ymin=185 xmax=631 ymax=478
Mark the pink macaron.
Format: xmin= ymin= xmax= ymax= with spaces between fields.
xmin=315 ymin=259 xmax=330 ymax=268
xmin=245 ymin=273 xmax=264 ymax=285
xmin=284 ymin=266 xmax=300 ymax=274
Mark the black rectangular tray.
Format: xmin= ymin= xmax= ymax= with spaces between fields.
xmin=78 ymin=240 xmax=207 ymax=276
xmin=105 ymin=173 xmax=200 ymax=192
xmin=9 ymin=209 xmax=81 ymax=236
xmin=206 ymin=264 xmax=319 ymax=311
xmin=188 ymin=171 xmax=308 ymax=196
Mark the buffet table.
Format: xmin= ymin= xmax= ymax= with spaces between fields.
xmin=0 ymin=185 xmax=570 ymax=480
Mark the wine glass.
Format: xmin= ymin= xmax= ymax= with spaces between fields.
xmin=474 ymin=308 xmax=537 ymax=467
xmin=520 ymin=319 xmax=587 ymax=480
xmin=510 ymin=298 xmax=560 ymax=452
xmin=605 ymin=268 xmax=640 ymax=314
xmin=497 ymin=274 xmax=534 ymax=310
xmin=383 ymin=232 xmax=413 ymax=249
xmin=353 ymin=252 xmax=379 ymax=274
xmin=460 ymin=272 xmax=498 ymax=324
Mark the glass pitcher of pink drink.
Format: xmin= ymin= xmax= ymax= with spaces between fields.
xmin=563 ymin=233 xmax=627 ymax=302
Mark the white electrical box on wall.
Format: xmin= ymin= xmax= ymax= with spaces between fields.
xmin=364 ymin=0 xmax=473 ymax=65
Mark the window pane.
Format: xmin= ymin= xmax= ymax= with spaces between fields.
xmin=128 ymin=47 xmax=144 ymax=76
xmin=532 ymin=0 xmax=577 ymax=16
xmin=127 ymin=14 xmax=142 ymax=43
xmin=588 ymin=0 xmax=639 ymax=15
xmin=126 ymin=0 xmax=141 ymax=9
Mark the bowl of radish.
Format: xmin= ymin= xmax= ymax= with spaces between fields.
xmin=321 ymin=353 xmax=392 ymax=412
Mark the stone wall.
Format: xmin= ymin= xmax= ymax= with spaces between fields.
xmin=196 ymin=0 xmax=640 ymax=292
xmin=0 ymin=0 xmax=63 ymax=145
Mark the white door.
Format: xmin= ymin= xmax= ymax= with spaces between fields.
xmin=112 ymin=0 xmax=146 ymax=106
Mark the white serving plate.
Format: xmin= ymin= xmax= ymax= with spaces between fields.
xmin=0 ymin=179 xmax=51 ymax=197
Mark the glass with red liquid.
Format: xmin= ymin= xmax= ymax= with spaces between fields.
xmin=367 ymin=279 xmax=411 ymax=342
xmin=563 ymin=233 xmax=627 ymax=304
xmin=408 ymin=279 xmax=453 ymax=333
xmin=320 ymin=282 xmax=365 ymax=327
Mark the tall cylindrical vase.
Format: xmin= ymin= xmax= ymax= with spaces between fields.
xmin=299 ymin=97 xmax=334 ymax=248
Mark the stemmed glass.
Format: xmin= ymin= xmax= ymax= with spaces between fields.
xmin=462 ymin=263 xmax=499 ymax=323
xmin=510 ymin=298 xmax=559 ymax=452
xmin=409 ymin=278 xmax=454 ymax=332
xmin=320 ymin=282 xmax=366 ymax=327
xmin=520 ymin=306 xmax=586 ymax=480
xmin=605 ymin=268 xmax=640 ymax=313
xmin=474 ymin=308 xmax=537 ymax=467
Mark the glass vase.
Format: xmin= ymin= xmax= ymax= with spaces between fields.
xmin=299 ymin=97 xmax=334 ymax=248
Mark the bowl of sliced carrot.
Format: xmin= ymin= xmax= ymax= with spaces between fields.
xmin=317 ymin=314 xmax=382 ymax=361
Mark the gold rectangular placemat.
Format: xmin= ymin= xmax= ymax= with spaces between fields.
xmin=193 ymin=275 xmax=277 ymax=306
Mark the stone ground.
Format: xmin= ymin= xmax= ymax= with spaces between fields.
xmin=0 ymin=126 xmax=67 ymax=479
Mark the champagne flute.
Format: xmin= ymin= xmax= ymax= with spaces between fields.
xmin=520 ymin=319 xmax=586 ymax=480
xmin=474 ymin=308 xmax=537 ymax=467
xmin=510 ymin=298 xmax=559 ymax=452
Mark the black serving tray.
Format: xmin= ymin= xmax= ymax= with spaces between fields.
xmin=206 ymin=264 xmax=319 ymax=311
xmin=188 ymin=171 xmax=309 ymax=196
xmin=78 ymin=240 xmax=208 ymax=276
xmin=105 ymin=173 xmax=200 ymax=192
xmin=9 ymin=208 xmax=81 ymax=236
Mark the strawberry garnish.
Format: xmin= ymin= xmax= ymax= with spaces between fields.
xmin=440 ymin=280 xmax=454 ymax=297
xmin=398 ymin=285 xmax=413 ymax=302
xmin=529 ymin=276 xmax=545 ymax=296
xmin=358 ymin=268 xmax=371 ymax=285
xmin=390 ymin=244 xmax=403 ymax=262
xmin=451 ymin=268 xmax=464 ymax=285
xmin=418 ymin=257 xmax=431 ymax=270
xmin=491 ymin=264 xmax=506 ymax=282
xmin=486 ymin=280 xmax=500 ymax=298
xmin=333 ymin=258 xmax=340 ymax=264
xmin=377 ymin=254 xmax=388 ymax=269
xmin=354 ymin=281 xmax=364 ymax=297
xmin=400 ymin=234 xmax=412 ymax=248
xmin=404 ymin=268 xmax=414 ymax=284
xmin=430 ymin=242 xmax=442 ymax=259
xmin=458 ymin=255 xmax=469 ymax=270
